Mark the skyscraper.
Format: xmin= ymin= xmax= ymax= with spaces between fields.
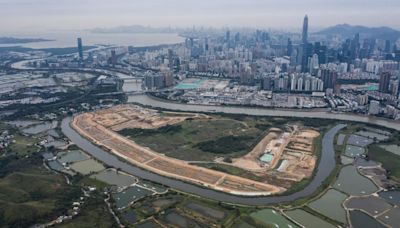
xmin=302 ymin=15 xmax=308 ymax=45
xmin=321 ymin=69 xmax=338 ymax=90
xmin=77 ymin=38 xmax=83 ymax=60
xmin=287 ymin=38 xmax=293 ymax=56
xmin=350 ymin=33 xmax=360 ymax=61
xmin=301 ymin=15 xmax=309 ymax=73
xmin=110 ymin=50 xmax=117 ymax=65
xmin=379 ymin=72 xmax=391 ymax=93
xmin=385 ymin=40 xmax=391 ymax=53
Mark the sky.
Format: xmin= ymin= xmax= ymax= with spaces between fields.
xmin=1 ymin=0 xmax=400 ymax=33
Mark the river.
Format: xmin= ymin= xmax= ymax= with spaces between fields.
xmin=61 ymin=115 xmax=344 ymax=206
xmin=62 ymin=93 xmax=400 ymax=205
xmin=128 ymin=94 xmax=400 ymax=131
xmin=12 ymin=37 xmax=398 ymax=204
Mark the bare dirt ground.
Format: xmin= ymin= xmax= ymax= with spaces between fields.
xmin=72 ymin=106 xmax=284 ymax=196
xmin=91 ymin=105 xmax=194 ymax=131
xmin=223 ymin=126 xmax=319 ymax=182
xmin=231 ymin=129 xmax=281 ymax=172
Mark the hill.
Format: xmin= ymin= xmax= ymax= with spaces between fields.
xmin=315 ymin=24 xmax=400 ymax=41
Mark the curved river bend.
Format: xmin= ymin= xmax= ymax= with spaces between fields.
xmin=62 ymin=94 xmax=400 ymax=205
xmin=62 ymin=116 xmax=344 ymax=206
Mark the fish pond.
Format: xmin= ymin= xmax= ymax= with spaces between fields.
xmin=333 ymin=165 xmax=378 ymax=196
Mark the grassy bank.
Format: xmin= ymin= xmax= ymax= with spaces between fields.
xmin=118 ymin=116 xmax=271 ymax=161
xmin=0 ymin=155 xmax=81 ymax=227
xmin=368 ymin=144 xmax=400 ymax=182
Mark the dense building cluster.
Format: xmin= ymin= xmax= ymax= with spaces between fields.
xmin=9 ymin=15 xmax=400 ymax=120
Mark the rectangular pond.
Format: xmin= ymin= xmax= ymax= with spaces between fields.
xmin=57 ymin=150 xmax=89 ymax=164
xmin=164 ymin=211 xmax=202 ymax=228
xmin=250 ymin=209 xmax=299 ymax=228
xmin=356 ymin=131 xmax=389 ymax=141
xmin=285 ymin=209 xmax=336 ymax=228
xmin=350 ymin=210 xmax=386 ymax=228
xmin=333 ymin=165 xmax=378 ymax=196
xmin=90 ymin=169 xmax=137 ymax=188
xmin=112 ymin=186 xmax=154 ymax=209
xmin=345 ymin=196 xmax=392 ymax=216
xmin=70 ymin=159 xmax=105 ymax=175
xmin=378 ymin=191 xmax=400 ymax=206
xmin=184 ymin=202 xmax=226 ymax=220
xmin=308 ymin=189 xmax=348 ymax=223
xmin=347 ymin=134 xmax=373 ymax=147
xmin=377 ymin=207 xmax=400 ymax=227
xmin=47 ymin=160 xmax=64 ymax=171
xmin=345 ymin=145 xmax=365 ymax=157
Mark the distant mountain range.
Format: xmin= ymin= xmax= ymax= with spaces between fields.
xmin=89 ymin=24 xmax=400 ymax=42
xmin=0 ymin=37 xmax=53 ymax=44
xmin=315 ymin=24 xmax=400 ymax=41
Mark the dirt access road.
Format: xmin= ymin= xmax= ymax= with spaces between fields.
xmin=72 ymin=106 xmax=284 ymax=196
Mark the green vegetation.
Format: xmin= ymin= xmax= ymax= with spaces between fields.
xmin=118 ymin=124 xmax=182 ymax=137
xmin=121 ymin=192 xmax=239 ymax=227
xmin=75 ymin=176 xmax=110 ymax=189
xmin=195 ymin=135 xmax=253 ymax=154
xmin=0 ymin=155 xmax=81 ymax=227
xmin=250 ymin=209 xmax=299 ymax=227
xmin=55 ymin=195 xmax=117 ymax=228
xmin=367 ymin=130 xmax=400 ymax=181
xmin=369 ymin=144 xmax=400 ymax=181
xmin=9 ymin=134 xmax=40 ymax=156
xmin=0 ymin=122 xmax=41 ymax=157
xmin=0 ymin=121 xmax=119 ymax=227
xmin=118 ymin=117 xmax=272 ymax=161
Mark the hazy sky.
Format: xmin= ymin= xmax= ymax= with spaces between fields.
xmin=2 ymin=0 xmax=400 ymax=33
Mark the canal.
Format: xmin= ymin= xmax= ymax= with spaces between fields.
xmin=128 ymin=94 xmax=400 ymax=131
xmin=62 ymin=117 xmax=344 ymax=206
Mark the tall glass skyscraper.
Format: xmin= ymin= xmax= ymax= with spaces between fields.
xmin=301 ymin=15 xmax=309 ymax=73
xmin=77 ymin=38 xmax=83 ymax=60
xmin=302 ymin=15 xmax=308 ymax=45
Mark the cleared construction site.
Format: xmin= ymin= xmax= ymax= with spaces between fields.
xmin=72 ymin=105 xmax=319 ymax=195
xmin=230 ymin=125 xmax=319 ymax=182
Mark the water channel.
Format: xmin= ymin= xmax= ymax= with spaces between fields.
xmin=61 ymin=116 xmax=345 ymax=205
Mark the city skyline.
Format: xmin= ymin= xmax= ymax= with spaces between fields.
xmin=2 ymin=1 xmax=400 ymax=228
xmin=1 ymin=0 xmax=400 ymax=33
